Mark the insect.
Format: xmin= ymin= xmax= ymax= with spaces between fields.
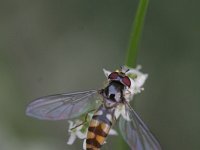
xmin=26 ymin=66 xmax=162 ymax=150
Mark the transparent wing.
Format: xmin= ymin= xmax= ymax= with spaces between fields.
xmin=26 ymin=90 xmax=99 ymax=120
xmin=119 ymin=105 xmax=162 ymax=150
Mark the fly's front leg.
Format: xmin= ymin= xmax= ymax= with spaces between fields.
xmin=70 ymin=109 xmax=95 ymax=130
xmin=103 ymin=101 xmax=121 ymax=109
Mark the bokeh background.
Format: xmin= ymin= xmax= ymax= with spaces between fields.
xmin=0 ymin=0 xmax=199 ymax=150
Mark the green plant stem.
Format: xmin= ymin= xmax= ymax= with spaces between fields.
xmin=120 ymin=0 xmax=149 ymax=149
xmin=125 ymin=0 xmax=149 ymax=68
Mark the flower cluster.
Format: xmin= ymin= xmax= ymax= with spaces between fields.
xmin=67 ymin=120 xmax=86 ymax=145
xmin=66 ymin=65 xmax=148 ymax=149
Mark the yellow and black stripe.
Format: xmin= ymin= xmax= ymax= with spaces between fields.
xmin=86 ymin=105 xmax=115 ymax=150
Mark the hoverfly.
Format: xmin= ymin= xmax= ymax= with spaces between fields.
xmin=26 ymin=66 xmax=162 ymax=150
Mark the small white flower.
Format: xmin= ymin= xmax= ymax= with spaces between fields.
xmin=126 ymin=65 xmax=148 ymax=95
xmin=114 ymin=104 xmax=130 ymax=121
xmin=103 ymin=68 xmax=111 ymax=78
xmin=67 ymin=120 xmax=87 ymax=145
xmin=109 ymin=128 xmax=118 ymax=135
xmin=83 ymin=139 xmax=87 ymax=150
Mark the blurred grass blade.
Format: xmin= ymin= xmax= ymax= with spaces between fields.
xmin=120 ymin=0 xmax=149 ymax=149
xmin=125 ymin=0 xmax=149 ymax=68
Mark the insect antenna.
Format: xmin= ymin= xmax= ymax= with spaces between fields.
xmin=120 ymin=66 xmax=130 ymax=74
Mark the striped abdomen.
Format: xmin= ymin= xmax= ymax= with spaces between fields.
xmin=86 ymin=105 xmax=115 ymax=150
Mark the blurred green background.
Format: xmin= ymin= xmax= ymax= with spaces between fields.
xmin=0 ymin=0 xmax=200 ymax=150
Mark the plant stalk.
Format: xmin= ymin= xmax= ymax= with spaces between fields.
xmin=125 ymin=0 xmax=149 ymax=68
xmin=120 ymin=0 xmax=149 ymax=149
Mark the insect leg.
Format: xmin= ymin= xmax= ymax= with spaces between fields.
xmin=104 ymin=102 xmax=120 ymax=109
xmin=70 ymin=109 xmax=95 ymax=130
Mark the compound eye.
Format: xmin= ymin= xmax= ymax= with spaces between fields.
xmin=108 ymin=72 xmax=119 ymax=80
xmin=122 ymin=76 xmax=131 ymax=87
